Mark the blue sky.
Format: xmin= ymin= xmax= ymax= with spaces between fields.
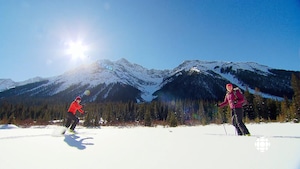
xmin=0 ymin=0 xmax=299 ymax=81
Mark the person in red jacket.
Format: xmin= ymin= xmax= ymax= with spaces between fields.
xmin=63 ymin=96 xmax=84 ymax=134
xmin=218 ymin=83 xmax=250 ymax=136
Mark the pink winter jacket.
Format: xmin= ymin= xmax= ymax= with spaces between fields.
xmin=219 ymin=89 xmax=245 ymax=109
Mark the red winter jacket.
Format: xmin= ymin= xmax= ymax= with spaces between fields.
xmin=68 ymin=101 xmax=84 ymax=115
xmin=219 ymin=89 xmax=245 ymax=109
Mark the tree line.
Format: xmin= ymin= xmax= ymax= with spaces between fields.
xmin=0 ymin=73 xmax=299 ymax=127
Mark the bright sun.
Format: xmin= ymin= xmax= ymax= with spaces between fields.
xmin=66 ymin=40 xmax=88 ymax=60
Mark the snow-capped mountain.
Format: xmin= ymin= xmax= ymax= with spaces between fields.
xmin=155 ymin=60 xmax=294 ymax=101
xmin=0 ymin=77 xmax=45 ymax=92
xmin=0 ymin=58 xmax=297 ymax=103
xmin=47 ymin=58 xmax=170 ymax=102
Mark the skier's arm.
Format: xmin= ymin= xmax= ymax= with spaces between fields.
xmin=218 ymin=96 xmax=228 ymax=108
xmin=75 ymin=102 xmax=84 ymax=114
xmin=78 ymin=108 xmax=84 ymax=114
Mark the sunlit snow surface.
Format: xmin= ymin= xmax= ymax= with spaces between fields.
xmin=0 ymin=123 xmax=299 ymax=169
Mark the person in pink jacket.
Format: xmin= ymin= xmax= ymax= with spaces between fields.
xmin=218 ymin=83 xmax=250 ymax=136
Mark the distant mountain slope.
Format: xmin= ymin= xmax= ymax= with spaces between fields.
xmin=0 ymin=59 xmax=298 ymax=103
xmin=154 ymin=60 xmax=294 ymax=101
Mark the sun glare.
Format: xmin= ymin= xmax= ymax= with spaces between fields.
xmin=66 ymin=40 xmax=88 ymax=60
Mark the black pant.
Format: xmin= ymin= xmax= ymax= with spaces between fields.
xmin=231 ymin=108 xmax=250 ymax=135
xmin=65 ymin=112 xmax=79 ymax=130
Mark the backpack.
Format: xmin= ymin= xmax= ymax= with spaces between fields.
xmin=233 ymin=87 xmax=248 ymax=106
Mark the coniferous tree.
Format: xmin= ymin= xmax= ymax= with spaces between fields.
xmin=289 ymin=101 xmax=298 ymax=122
xmin=291 ymin=73 xmax=300 ymax=121
xmin=266 ymin=99 xmax=278 ymax=121
xmin=198 ymin=100 xmax=206 ymax=124
xmin=83 ymin=111 xmax=93 ymax=127
xmin=175 ymin=100 xmax=184 ymax=124
xmin=8 ymin=113 xmax=16 ymax=124
xmin=168 ymin=112 xmax=178 ymax=127
xmin=144 ymin=109 xmax=152 ymax=126
xmin=253 ymin=87 xmax=263 ymax=122
xmin=214 ymin=105 xmax=223 ymax=124
xmin=243 ymin=86 xmax=254 ymax=121
xmin=94 ymin=114 xmax=100 ymax=127
xmin=279 ymin=97 xmax=289 ymax=122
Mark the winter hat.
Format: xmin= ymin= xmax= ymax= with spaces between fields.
xmin=226 ymin=83 xmax=233 ymax=88
xmin=75 ymin=96 xmax=81 ymax=101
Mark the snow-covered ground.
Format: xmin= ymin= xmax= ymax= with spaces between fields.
xmin=0 ymin=123 xmax=299 ymax=169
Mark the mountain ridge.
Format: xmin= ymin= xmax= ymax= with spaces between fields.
xmin=0 ymin=58 xmax=298 ymax=103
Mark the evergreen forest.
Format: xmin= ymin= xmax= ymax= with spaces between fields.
xmin=0 ymin=73 xmax=299 ymax=127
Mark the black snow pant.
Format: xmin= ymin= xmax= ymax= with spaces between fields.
xmin=65 ymin=112 xmax=79 ymax=130
xmin=231 ymin=108 xmax=250 ymax=135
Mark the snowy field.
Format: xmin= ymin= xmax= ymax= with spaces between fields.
xmin=0 ymin=123 xmax=300 ymax=169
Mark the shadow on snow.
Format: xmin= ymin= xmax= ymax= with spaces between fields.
xmin=64 ymin=134 xmax=94 ymax=150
